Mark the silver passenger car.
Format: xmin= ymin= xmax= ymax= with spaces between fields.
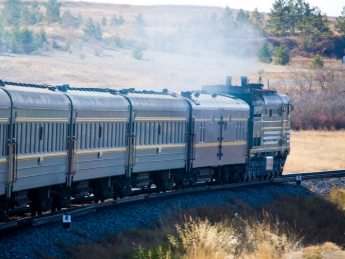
xmin=122 ymin=91 xmax=190 ymax=176
xmin=1 ymin=83 xmax=71 ymax=203
xmin=62 ymin=89 xmax=130 ymax=183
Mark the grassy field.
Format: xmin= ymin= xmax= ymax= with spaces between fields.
xmin=284 ymin=130 xmax=345 ymax=174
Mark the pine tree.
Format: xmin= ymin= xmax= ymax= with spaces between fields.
xmin=37 ymin=27 xmax=47 ymax=47
xmin=299 ymin=11 xmax=332 ymax=54
xmin=77 ymin=12 xmax=83 ymax=26
xmin=136 ymin=13 xmax=145 ymax=26
xmin=82 ymin=18 xmax=96 ymax=40
xmin=101 ymin=16 xmax=107 ymax=26
xmin=10 ymin=26 xmax=21 ymax=53
xmin=110 ymin=14 xmax=125 ymax=26
xmin=117 ymin=15 xmax=124 ymax=25
xmin=110 ymin=34 xmax=124 ymax=48
xmin=82 ymin=18 xmax=102 ymax=40
xmin=61 ymin=9 xmax=79 ymax=29
xmin=64 ymin=37 xmax=71 ymax=53
xmin=249 ymin=8 xmax=264 ymax=32
xmin=267 ymin=0 xmax=289 ymax=36
xmin=45 ymin=0 xmax=61 ymax=24
xmin=95 ymin=21 xmax=103 ymax=40
xmin=258 ymin=42 xmax=273 ymax=63
xmin=236 ymin=9 xmax=250 ymax=23
xmin=336 ymin=6 xmax=345 ymax=35
xmin=29 ymin=0 xmax=43 ymax=25
xmin=274 ymin=44 xmax=291 ymax=65
xmin=310 ymin=54 xmax=324 ymax=69
xmin=1 ymin=0 xmax=22 ymax=26
xmin=132 ymin=42 xmax=143 ymax=59
xmin=20 ymin=5 xmax=30 ymax=25
xmin=20 ymin=27 xmax=35 ymax=53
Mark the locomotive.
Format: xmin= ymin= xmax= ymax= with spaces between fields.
xmin=0 ymin=76 xmax=291 ymax=219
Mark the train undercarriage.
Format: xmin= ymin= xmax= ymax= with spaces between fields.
xmin=0 ymin=155 xmax=288 ymax=222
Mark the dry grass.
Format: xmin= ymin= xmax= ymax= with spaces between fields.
xmin=48 ymin=191 xmax=345 ymax=259
xmin=284 ymin=130 xmax=345 ymax=174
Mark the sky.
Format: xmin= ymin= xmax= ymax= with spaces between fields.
xmin=76 ymin=0 xmax=345 ymax=17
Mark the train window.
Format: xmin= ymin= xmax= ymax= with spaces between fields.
xmin=228 ymin=115 xmax=231 ymax=122
xmin=159 ymin=124 xmax=162 ymax=135
xmin=40 ymin=126 xmax=44 ymax=141
xmin=269 ymin=109 xmax=272 ymax=117
xmin=99 ymin=125 xmax=103 ymax=138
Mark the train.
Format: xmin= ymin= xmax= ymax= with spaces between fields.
xmin=0 ymin=76 xmax=292 ymax=219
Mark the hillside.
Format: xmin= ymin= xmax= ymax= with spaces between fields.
xmin=0 ymin=0 xmax=318 ymax=90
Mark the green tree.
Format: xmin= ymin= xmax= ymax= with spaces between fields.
xmin=249 ymin=8 xmax=264 ymax=32
xmin=45 ymin=0 xmax=61 ymax=24
xmin=298 ymin=11 xmax=332 ymax=54
xmin=20 ymin=27 xmax=35 ymax=53
xmin=30 ymin=0 xmax=43 ymax=24
xmin=77 ymin=12 xmax=83 ymax=26
xmin=110 ymin=14 xmax=125 ymax=25
xmin=64 ymin=37 xmax=71 ymax=53
xmin=267 ymin=0 xmax=289 ymax=36
xmin=61 ymin=9 xmax=80 ymax=29
xmin=95 ymin=21 xmax=103 ymax=40
xmin=310 ymin=54 xmax=324 ymax=69
xmin=336 ymin=6 xmax=345 ymax=35
xmin=132 ymin=42 xmax=143 ymax=59
xmin=101 ymin=16 xmax=107 ymax=26
xmin=37 ymin=27 xmax=47 ymax=47
xmin=135 ymin=13 xmax=145 ymax=26
xmin=258 ymin=42 xmax=273 ymax=63
xmin=1 ymin=0 xmax=22 ymax=26
xmin=110 ymin=33 xmax=124 ymax=48
xmin=221 ymin=6 xmax=233 ymax=24
xmin=82 ymin=18 xmax=102 ymax=40
xmin=236 ymin=9 xmax=250 ymax=23
xmin=20 ymin=5 xmax=30 ymax=25
xmin=10 ymin=26 xmax=21 ymax=53
xmin=274 ymin=44 xmax=291 ymax=65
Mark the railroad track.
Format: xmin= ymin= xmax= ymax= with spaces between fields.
xmin=1 ymin=169 xmax=345 ymax=234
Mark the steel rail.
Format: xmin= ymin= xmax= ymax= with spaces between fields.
xmin=1 ymin=169 xmax=345 ymax=234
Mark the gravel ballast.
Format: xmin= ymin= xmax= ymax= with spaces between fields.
xmin=0 ymin=177 xmax=343 ymax=259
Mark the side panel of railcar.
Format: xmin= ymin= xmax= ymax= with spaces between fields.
xmin=3 ymin=86 xmax=71 ymax=192
xmin=63 ymin=91 xmax=130 ymax=182
xmin=0 ymin=90 xmax=11 ymax=196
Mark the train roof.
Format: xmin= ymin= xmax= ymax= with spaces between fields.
xmin=179 ymin=92 xmax=249 ymax=111
xmin=0 ymin=81 xmax=70 ymax=110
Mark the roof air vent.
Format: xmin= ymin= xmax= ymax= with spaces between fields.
xmin=211 ymin=93 xmax=217 ymax=98
xmin=181 ymin=91 xmax=192 ymax=99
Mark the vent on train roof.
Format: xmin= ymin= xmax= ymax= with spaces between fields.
xmin=55 ymin=85 xmax=115 ymax=93
xmin=0 ymin=80 xmax=52 ymax=89
xmin=118 ymin=88 xmax=167 ymax=95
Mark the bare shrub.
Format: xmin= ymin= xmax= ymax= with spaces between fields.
xmin=277 ymin=68 xmax=345 ymax=130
